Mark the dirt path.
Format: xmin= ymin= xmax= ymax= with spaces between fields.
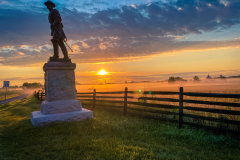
xmin=0 ymin=89 xmax=36 ymax=105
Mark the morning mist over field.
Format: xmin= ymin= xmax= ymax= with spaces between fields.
xmin=0 ymin=0 xmax=240 ymax=86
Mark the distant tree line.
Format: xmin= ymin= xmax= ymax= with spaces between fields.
xmin=193 ymin=76 xmax=200 ymax=81
xmin=168 ymin=76 xmax=187 ymax=82
xmin=75 ymin=81 xmax=81 ymax=85
xmin=167 ymin=76 xmax=201 ymax=82
xmin=9 ymin=85 xmax=19 ymax=88
xmin=165 ymin=75 xmax=239 ymax=82
xmin=22 ymin=82 xmax=42 ymax=89
xmin=219 ymin=75 xmax=226 ymax=79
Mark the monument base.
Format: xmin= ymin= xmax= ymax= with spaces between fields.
xmin=41 ymin=100 xmax=82 ymax=115
xmin=31 ymin=108 xmax=93 ymax=127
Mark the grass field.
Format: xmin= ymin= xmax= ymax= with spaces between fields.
xmin=0 ymin=89 xmax=23 ymax=101
xmin=0 ymin=95 xmax=240 ymax=160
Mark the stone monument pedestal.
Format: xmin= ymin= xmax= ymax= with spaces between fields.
xmin=31 ymin=59 xmax=93 ymax=127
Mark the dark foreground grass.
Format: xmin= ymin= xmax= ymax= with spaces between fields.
xmin=0 ymin=95 xmax=240 ymax=160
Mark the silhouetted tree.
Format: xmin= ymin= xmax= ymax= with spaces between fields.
xmin=9 ymin=85 xmax=19 ymax=88
xmin=168 ymin=76 xmax=187 ymax=82
xmin=22 ymin=82 xmax=42 ymax=89
xmin=168 ymin=76 xmax=176 ymax=82
xmin=219 ymin=75 xmax=226 ymax=79
xmin=193 ymin=76 xmax=200 ymax=81
xmin=75 ymin=81 xmax=81 ymax=85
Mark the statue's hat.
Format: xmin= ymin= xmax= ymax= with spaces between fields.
xmin=44 ymin=0 xmax=56 ymax=8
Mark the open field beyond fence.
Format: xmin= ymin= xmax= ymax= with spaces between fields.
xmin=36 ymin=87 xmax=240 ymax=135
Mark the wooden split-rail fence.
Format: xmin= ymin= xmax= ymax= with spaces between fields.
xmin=35 ymin=87 xmax=240 ymax=135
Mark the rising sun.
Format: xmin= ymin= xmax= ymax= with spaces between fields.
xmin=98 ymin=69 xmax=107 ymax=75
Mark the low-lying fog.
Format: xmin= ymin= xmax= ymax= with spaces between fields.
xmin=76 ymin=78 xmax=240 ymax=93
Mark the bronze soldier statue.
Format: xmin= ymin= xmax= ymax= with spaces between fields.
xmin=44 ymin=0 xmax=69 ymax=59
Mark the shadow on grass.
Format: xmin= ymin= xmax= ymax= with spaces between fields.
xmin=0 ymin=95 xmax=240 ymax=160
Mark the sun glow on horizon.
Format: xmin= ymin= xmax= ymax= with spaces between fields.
xmin=98 ymin=69 xmax=107 ymax=75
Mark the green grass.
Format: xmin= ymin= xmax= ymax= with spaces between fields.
xmin=0 ymin=95 xmax=240 ymax=160
xmin=0 ymin=90 xmax=23 ymax=101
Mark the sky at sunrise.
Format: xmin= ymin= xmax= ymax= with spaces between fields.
xmin=0 ymin=0 xmax=240 ymax=86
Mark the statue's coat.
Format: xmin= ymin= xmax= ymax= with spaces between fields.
xmin=48 ymin=9 xmax=66 ymax=39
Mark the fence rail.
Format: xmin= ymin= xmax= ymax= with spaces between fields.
xmin=183 ymin=106 xmax=240 ymax=115
xmin=35 ymin=87 xmax=240 ymax=135
xmin=183 ymin=92 xmax=240 ymax=98
xmin=183 ymin=99 xmax=240 ymax=107
xmin=138 ymin=97 xmax=179 ymax=102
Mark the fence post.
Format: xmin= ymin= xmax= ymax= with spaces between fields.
xmin=40 ymin=91 xmax=43 ymax=101
xmin=36 ymin=91 xmax=39 ymax=100
xmin=93 ymin=89 xmax=96 ymax=109
xmin=179 ymin=87 xmax=183 ymax=129
xmin=124 ymin=87 xmax=128 ymax=116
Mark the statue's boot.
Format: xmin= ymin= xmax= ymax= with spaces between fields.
xmin=51 ymin=39 xmax=59 ymax=58
xmin=59 ymin=39 xmax=69 ymax=59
